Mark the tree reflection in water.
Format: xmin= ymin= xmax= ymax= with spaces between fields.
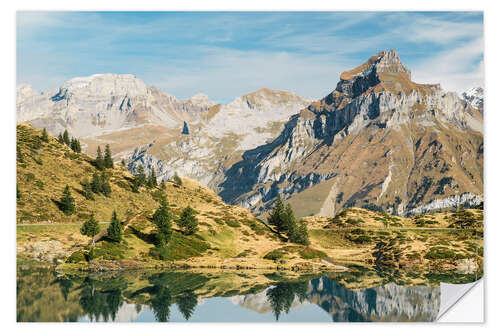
xmin=266 ymin=282 xmax=308 ymax=321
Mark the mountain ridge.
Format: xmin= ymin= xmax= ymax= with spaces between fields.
xmin=16 ymin=50 xmax=483 ymax=217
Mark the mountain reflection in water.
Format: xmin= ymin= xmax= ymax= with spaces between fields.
xmin=17 ymin=268 xmax=481 ymax=322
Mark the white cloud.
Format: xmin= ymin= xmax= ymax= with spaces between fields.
xmin=412 ymin=37 xmax=484 ymax=93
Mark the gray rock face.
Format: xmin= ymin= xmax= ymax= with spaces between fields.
xmin=408 ymin=193 xmax=484 ymax=215
xmin=16 ymin=74 xmax=215 ymax=138
xmin=231 ymin=277 xmax=440 ymax=322
xmin=307 ymin=278 xmax=440 ymax=322
xmin=219 ymin=50 xmax=483 ymax=216
xmin=462 ymin=87 xmax=484 ymax=114
xmin=126 ymin=88 xmax=312 ymax=188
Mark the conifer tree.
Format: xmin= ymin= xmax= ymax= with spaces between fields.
xmin=107 ymin=211 xmax=123 ymax=242
xmin=91 ymin=172 xmax=102 ymax=194
xmin=58 ymin=133 xmax=64 ymax=144
xmin=288 ymin=220 xmax=310 ymax=246
xmin=160 ymin=180 xmax=166 ymax=191
xmin=267 ymin=194 xmax=286 ymax=233
xmin=135 ymin=164 xmax=146 ymax=187
xmin=70 ymin=138 xmax=77 ymax=152
xmin=80 ymin=213 xmax=100 ymax=246
xmin=60 ymin=185 xmax=75 ymax=215
xmin=282 ymin=203 xmax=296 ymax=233
xmin=178 ymin=206 xmax=199 ymax=235
xmin=63 ymin=129 xmax=70 ymax=146
xmin=41 ymin=128 xmax=49 ymax=142
xmin=150 ymin=166 xmax=157 ymax=187
xmin=121 ymin=159 xmax=126 ymax=167
xmin=82 ymin=177 xmax=94 ymax=200
xmin=75 ymin=139 xmax=82 ymax=153
xmin=95 ymin=146 xmax=105 ymax=170
xmin=101 ymin=172 xmax=112 ymax=197
xmin=173 ymin=172 xmax=182 ymax=186
xmin=104 ymin=144 xmax=114 ymax=169
xmin=152 ymin=196 xmax=173 ymax=247
xmin=147 ymin=167 xmax=158 ymax=188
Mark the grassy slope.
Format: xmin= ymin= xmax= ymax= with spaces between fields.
xmin=304 ymin=207 xmax=483 ymax=270
xmin=16 ymin=124 xmax=333 ymax=271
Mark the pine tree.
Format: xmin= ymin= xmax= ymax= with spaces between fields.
xmin=135 ymin=164 xmax=146 ymax=187
xmin=104 ymin=144 xmax=114 ymax=169
xmin=63 ymin=130 xmax=70 ymax=146
xmin=80 ymin=213 xmax=100 ymax=246
xmin=58 ymin=133 xmax=64 ymax=144
xmin=173 ymin=172 xmax=182 ymax=186
xmin=267 ymin=194 xmax=286 ymax=233
xmin=91 ymin=172 xmax=102 ymax=194
xmin=101 ymin=172 xmax=112 ymax=197
xmin=107 ymin=211 xmax=123 ymax=242
xmin=95 ymin=146 xmax=105 ymax=170
xmin=60 ymin=185 xmax=75 ymax=215
xmin=178 ymin=206 xmax=199 ymax=235
xmin=150 ymin=166 xmax=157 ymax=187
xmin=70 ymin=138 xmax=77 ymax=152
xmin=160 ymin=180 xmax=166 ymax=191
xmin=75 ymin=139 xmax=82 ymax=153
xmin=121 ymin=159 xmax=126 ymax=167
xmin=152 ymin=196 xmax=173 ymax=247
xmin=82 ymin=177 xmax=94 ymax=200
xmin=288 ymin=220 xmax=310 ymax=246
xmin=147 ymin=167 xmax=158 ymax=188
xmin=41 ymin=128 xmax=49 ymax=142
xmin=282 ymin=203 xmax=296 ymax=234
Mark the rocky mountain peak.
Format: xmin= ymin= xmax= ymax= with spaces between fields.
xmin=375 ymin=49 xmax=411 ymax=79
xmin=462 ymin=87 xmax=484 ymax=113
xmin=233 ymin=88 xmax=312 ymax=111
xmin=183 ymin=93 xmax=215 ymax=109
xmin=53 ymin=73 xmax=148 ymax=101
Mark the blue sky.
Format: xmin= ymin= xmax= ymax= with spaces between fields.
xmin=17 ymin=11 xmax=483 ymax=104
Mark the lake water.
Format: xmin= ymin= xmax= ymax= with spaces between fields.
xmin=17 ymin=266 xmax=482 ymax=322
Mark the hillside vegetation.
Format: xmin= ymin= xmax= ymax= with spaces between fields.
xmin=16 ymin=124 xmax=339 ymax=272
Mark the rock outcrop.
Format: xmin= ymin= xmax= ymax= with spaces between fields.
xmin=126 ymin=88 xmax=312 ymax=187
xmin=16 ymin=74 xmax=215 ymax=138
xmin=219 ymin=50 xmax=483 ymax=216
xmin=462 ymin=87 xmax=484 ymax=114
xmin=17 ymin=50 xmax=483 ymax=217
xmin=231 ymin=277 xmax=440 ymax=322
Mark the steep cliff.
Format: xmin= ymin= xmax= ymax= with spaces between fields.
xmin=219 ymin=50 xmax=483 ymax=216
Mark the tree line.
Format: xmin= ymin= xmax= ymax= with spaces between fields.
xmin=267 ymin=194 xmax=310 ymax=246
xmin=57 ymin=129 xmax=82 ymax=153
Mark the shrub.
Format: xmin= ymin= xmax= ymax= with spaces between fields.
xmin=424 ymin=246 xmax=459 ymax=260
xmin=225 ymin=220 xmax=241 ymax=228
xmin=149 ymin=247 xmax=170 ymax=261
xmin=66 ymin=251 xmax=86 ymax=263
xmin=350 ymin=235 xmax=372 ymax=244
xmin=263 ymin=250 xmax=284 ymax=261
xmin=299 ymin=247 xmax=327 ymax=260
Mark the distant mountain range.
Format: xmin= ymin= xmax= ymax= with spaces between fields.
xmin=16 ymin=49 xmax=483 ymax=217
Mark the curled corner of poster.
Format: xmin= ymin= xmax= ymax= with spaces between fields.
xmin=437 ymin=279 xmax=484 ymax=322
